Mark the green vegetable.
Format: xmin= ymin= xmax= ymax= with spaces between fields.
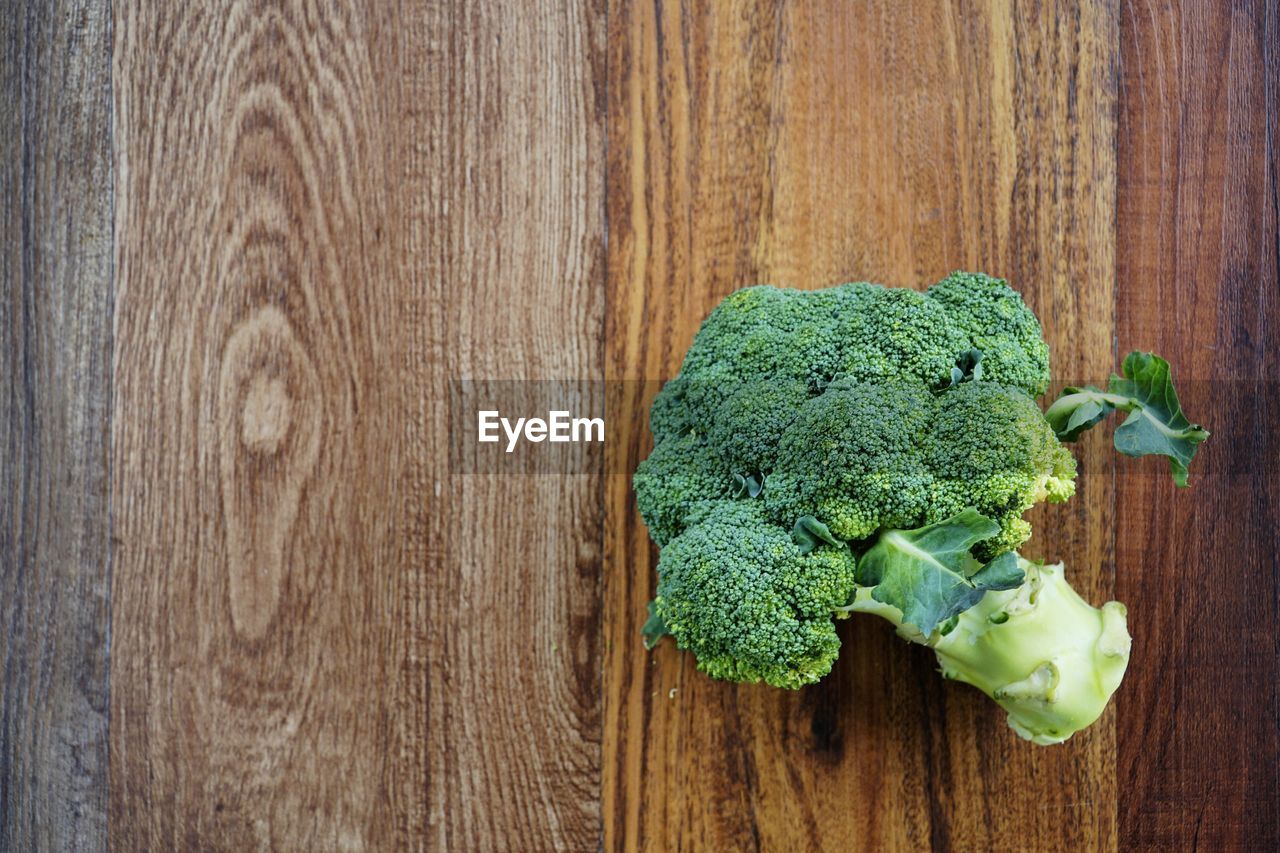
xmin=653 ymin=503 xmax=857 ymax=689
xmin=1045 ymin=351 xmax=1209 ymax=486
xmin=852 ymin=508 xmax=1024 ymax=635
xmin=635 ymin=272 xmax=1203 ymax=744
xmin=635 ymin=273 xmax=1077 ymax=554
xmin=844 ymin=557 xmax=1131 ymax=745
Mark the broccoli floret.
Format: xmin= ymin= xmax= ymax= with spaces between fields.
xmin=926 ymin=381 xmax=1077 ymax=557
xmin=680 ymin=286 xmax=846 ymax=390
xmin=653 ymin=503 xmax=858 ymax=689
xmin=648 ymin=375 xmax=694 ymax=442
xmin=926 ymin=271 xmax=1051 ymax=395
xmin=832 ymin=285 xmax=970 ymax=386
xmin=706 ymin=379 xmax=810 ymax=475
xmin=633 ymin=432 xmax=732 ymax=547
xmin=764 ymin=380 xmax=938 ymax=540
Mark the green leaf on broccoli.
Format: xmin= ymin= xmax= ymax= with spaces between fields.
xmin=948 ymin=348 xmax=985 ymax=387
xmin=791 ymin=515 xmax=840 ymax=555
xmin=641 ymin=600 xmax=669 ymax=649
xmin=1045 ymin=351 xmax=1209 ymax=486
xmin=854 ymin=509 xmax=1024 ymax=634
xmin=732 ymin=472 xmax=764 ymax=499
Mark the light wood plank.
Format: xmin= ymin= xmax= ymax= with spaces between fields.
xmin=112 ymin=3 xmax=413 ymax=847
xmin=409 ymin=1 xmax=606 ymax=847
xmin=111 ymin=0 xmax=604 ymax=848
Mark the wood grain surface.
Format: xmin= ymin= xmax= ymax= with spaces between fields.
xmin=109 ymin=0 xmax=604 ymax=849
xmin=1 ymin=0 xmax=1277 ymax=850
xmin=111 ymin=2 xmax=410 ymax=847
xmin=1 ymin=2 xmax=113 ymax=850
xmin=411 ymin=2 xmax=605 ymax=848
xmin=604 ymin=2 xmax=1121 ymax=850
xmin=1115 ymin=1 xmax=1279 ymax=849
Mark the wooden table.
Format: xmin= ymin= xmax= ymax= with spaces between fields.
xmin=3 ymin=1 xmax=1276 ymax=850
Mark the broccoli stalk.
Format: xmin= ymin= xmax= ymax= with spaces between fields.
xmin=836 ymin=509 xmax=1131 ymax=744
xmin=842 ymin=558 xmax=1131 ymax=745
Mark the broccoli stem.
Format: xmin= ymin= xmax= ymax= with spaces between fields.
xmin=842 ymin=558 xmax=1131 ymax=745
xmin=1043 ymin=388 xmax=1135 ymax=420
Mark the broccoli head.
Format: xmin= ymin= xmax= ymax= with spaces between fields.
xmin=926 ymin=271 xmax=1052 ymax=395
xmin=633 ymin=431 xmax=732 ymax=547
xmin=638 ymin=272 xmax=1072 ymax=554
xmin=761 ymin=379 xmax=1075 ymax=554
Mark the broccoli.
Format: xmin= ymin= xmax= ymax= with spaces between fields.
xmin=636 ymin=272 xmax=1206 ymax=744
xmin=762 ymin=378 xmax=1076 ymax=554
xmin=647 ymin=503 xmax=857 ymax=689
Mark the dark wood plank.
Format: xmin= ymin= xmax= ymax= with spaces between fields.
xmin=605 ymin=1 xmax=1121 ymax=849
xmin=0 ymin=2 xmax=113 ymax=850
xmin=1116 ymin=1 xmax=1280 ymax=849
xmin=110 ymin=1 xmax=605 ymax=848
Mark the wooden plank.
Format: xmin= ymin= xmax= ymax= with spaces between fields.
xmin=410 ymin=2 xmax=605 ymax=848
xmin=0 ymin=2 xmax=113 ymax=850
xmin=604 ymin=1 xmax=1119 ymax=849
xmin=111 ymin=1 xmax=604 ymax=848
xmin=110 ymin=3 xmax=413 ymax=846
xmin=1115 ymin=1 xmax=1280 ymax=848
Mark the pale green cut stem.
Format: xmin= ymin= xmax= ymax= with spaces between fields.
xmin=843 ymin=559 xmax=1131 ymax=745
xmin=1043 ymin=389 xmax=1135 ymax=422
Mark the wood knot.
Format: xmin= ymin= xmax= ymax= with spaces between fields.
xmin=240 ymin=375 xmax=292 ymax=454
xmin=218 ymin=306 xmax=320 ymax=640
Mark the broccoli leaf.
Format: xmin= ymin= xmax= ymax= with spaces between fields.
xmin=732 ymin=472 xmax=764 ymax=499
xmin=968 ymin=550 xmax=1023 ymax=588
xmin=1045 ymin=351 xmax=1209 ymax=486
xmin=948 ymin=348 xmax=985 ymax=387
xmin=1047 ymin=387 xmax=1111 ymax=440
xmin=854 ymin=509 xmax=1024 ymax=634
xmin=791 ymin=515 xmax=841 ymax=555
xmin=1110 ymin=352 xmax=1210 ymax=486
xmin=642 ymin=600 xmax=669 ymax=649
